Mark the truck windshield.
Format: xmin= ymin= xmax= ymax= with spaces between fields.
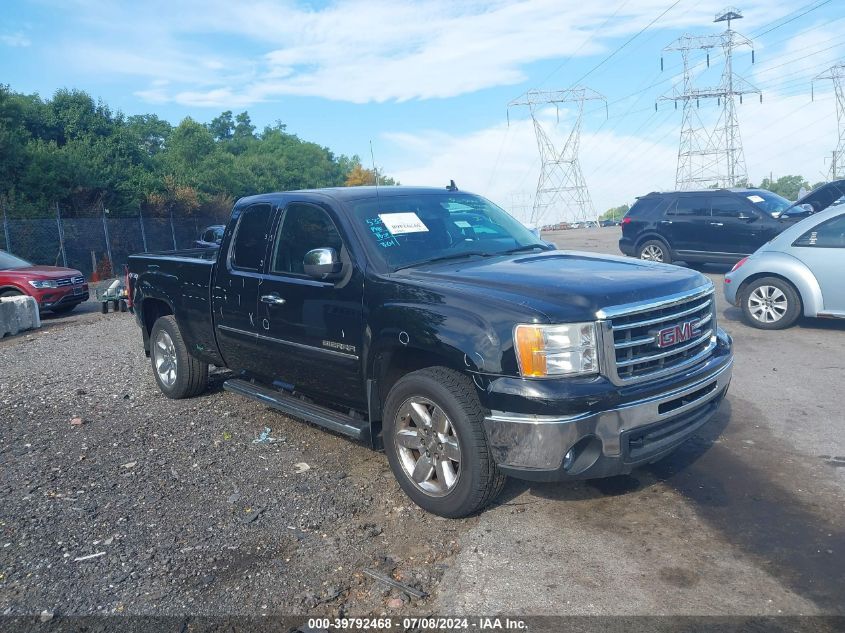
xmin=349 ymin=193 xmax=547 ymax=270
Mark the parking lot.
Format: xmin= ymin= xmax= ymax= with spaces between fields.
xmin=1 ymin=227 xmax=843 ymax=618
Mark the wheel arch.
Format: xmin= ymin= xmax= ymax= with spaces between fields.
xmin=0 ymin=283 xmax=27 ymax=295
xmin=735 ymin=258 xmax=822 ymax=317
xmin=634 ymin=232 xmax=671 ymax=253
xmin=139 ymin=297 xmax=174 ymax=355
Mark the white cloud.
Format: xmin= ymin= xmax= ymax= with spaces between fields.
xmin=382 ymin=89 xmax=838 ymax=223
xmin=54 ymin=0 xmax=794 ymax=107
xmin=1 ymin=32 xmax=31 ymax=47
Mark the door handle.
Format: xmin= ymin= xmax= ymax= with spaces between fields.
xmin=709 ymin=222 xmax=724 ymax=227
xmin=659 ymin=220 xmax=673 ymax=225
xmin=260 ymin=294 xmax=286 ymax=305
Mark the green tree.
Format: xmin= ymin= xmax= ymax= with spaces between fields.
xmin=758 ymin=175 xmax=809 ymax=201
xmin=600 ymin=204 xmax=629 ymax=222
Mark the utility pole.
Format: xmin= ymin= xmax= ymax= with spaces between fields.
xmin=812 ymin=63 xmax=845 ymax=181
xmin=508 ymin=88 xmax=606 ymax=225
xmin=658 ymin=8 xmax=760 ymax=190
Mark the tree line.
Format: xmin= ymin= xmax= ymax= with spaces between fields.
xmin=0 ymin=85 xmax=394 ymax=220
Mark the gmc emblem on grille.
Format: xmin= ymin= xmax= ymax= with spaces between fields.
xmin=654 ymin=319 xmax=701 ymax=348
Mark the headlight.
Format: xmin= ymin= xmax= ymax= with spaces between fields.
xmin=28 ymin=280 xmax=58 ymax=289
xmin=514 ymin=322 xmax=598 ymax=377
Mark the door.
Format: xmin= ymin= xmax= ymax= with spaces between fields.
xmin=211 ymin=203 xmax=274 ymax=373
xmin=791 ymin=214 xmax=845 ymax=313
xmin=706 ymin=196 xmax=771 ymax=256
xmin=660 ymin=196 xmax=711 ymax=253
xmin=254 ymin=202 xmax=365 ymax=405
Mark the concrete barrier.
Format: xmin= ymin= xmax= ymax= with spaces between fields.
xmin=0 ymin=295 xmax=41 ymax=338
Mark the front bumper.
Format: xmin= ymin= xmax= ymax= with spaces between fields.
xmin=482 ymin=330 xmax=733 ymax=481
xmin=39 ymin=289 xmax=90 ymax=310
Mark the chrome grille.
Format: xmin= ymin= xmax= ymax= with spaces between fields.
xmin=599 ymin=285 xmax=717 ymax=385
xmin=56 ymin=275 xmax=85 ymax=287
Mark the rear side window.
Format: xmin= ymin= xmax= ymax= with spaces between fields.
xmin=628 ymin=197 xmax=668 ymax=217
xmin=669 ymin=197 xmax=710 ymax=217
xmin=711 ymin=197 xmax=753 ymax=219
xmin=231 ymin=204 xmax=272 ymax=270
xmin=793 ymin=214 xmax=845 ymax=248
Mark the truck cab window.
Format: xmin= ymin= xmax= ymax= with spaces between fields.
xmin=272 ymin=204 xmax=343 ymax=275
xmin=231 ymin=204 xmax=271 ymax=270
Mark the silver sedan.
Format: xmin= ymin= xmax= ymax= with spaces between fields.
xmin=724 ymin=205 xmax=845 ymax=329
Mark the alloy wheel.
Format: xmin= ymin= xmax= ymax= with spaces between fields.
xmin=748 ymin=285 xmax=788 ymax=323
xmin=394 ymin=396 xmax=462 ymax=497
xmin=640 ymin=244 xmax=664 ymax=262
xmin=154 ymin=329 xmax=178 ymax=387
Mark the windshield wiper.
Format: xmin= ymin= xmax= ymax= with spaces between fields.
xmin=499 ymin=244 xmax=551 ymax=255
xmin=394 ymin=251 xmax=492 ymax=271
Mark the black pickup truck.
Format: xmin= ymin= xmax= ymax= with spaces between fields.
xmin=129 ymin=186 xmax=733 ymax=517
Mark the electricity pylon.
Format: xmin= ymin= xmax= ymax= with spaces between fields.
xmin=509 ymin=192 xmax=534 ymax=226
xmin=812 ymin=63 xmax=845 ymax=180
xmin=658 ymin=8 xmax=760 ymax=190
xmin=508 ymin=88 xmax=606 ymax=225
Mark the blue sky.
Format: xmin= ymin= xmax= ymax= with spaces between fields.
xmin=2 ymin=0 xmax=844 ymax=222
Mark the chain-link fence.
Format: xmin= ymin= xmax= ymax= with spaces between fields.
xmin=0 ymin=205 xmax=223 ymax=280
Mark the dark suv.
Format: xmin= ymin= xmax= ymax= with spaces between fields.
xmin=619 ymin=188 xmax=799 ymax=265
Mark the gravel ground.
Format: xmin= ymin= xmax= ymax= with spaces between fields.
xmin=2 ymin=230 xmax=844 ymax=619
xmin=0 ymin=310 xmax=470 ymax=617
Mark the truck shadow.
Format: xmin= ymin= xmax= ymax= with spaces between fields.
xmin=497 ymin=398 xmax=845 ymax=613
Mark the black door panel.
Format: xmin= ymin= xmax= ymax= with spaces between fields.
xmin=253 ymin=202 xmax=365 ymax=406
xmin=212 ymin=203 xmax=274 ymax=372
xmin=662 ymin=196 xmax=711 ymax=254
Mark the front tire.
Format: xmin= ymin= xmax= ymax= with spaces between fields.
xmin=740 ymin=277 xmax=801 ymax=330
xmin=383 ymin=367 xmax=506 ymax=518
xmin=637 ymin=239 xmax=672 ymax=264
xmin=149 ymin=315 xmax=208 ymax=398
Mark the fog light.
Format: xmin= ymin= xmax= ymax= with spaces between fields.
xmin=563 ymin=449 xmax=575 ymax=471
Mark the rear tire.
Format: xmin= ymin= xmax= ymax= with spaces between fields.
xmin=637 ymin=239 xmax=672 ymax=264
xmin=150 ymin=315 xmax=208 ymax=398
xmin=383 ymin=366 xmax=506 ymax=518
xmin=740 ymin=277 xmax=801 ymax=330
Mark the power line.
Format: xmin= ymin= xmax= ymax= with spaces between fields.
xmin=535 ymin=0 xmax=632 ymax=88
xmin=565 ymin=0 xmax=685 ymax=90
xmin=750 ymin=0 xmax=832 ymax=39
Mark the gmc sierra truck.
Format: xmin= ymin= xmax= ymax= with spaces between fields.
xmin=128 ymin=186 xmax=734 ymax=517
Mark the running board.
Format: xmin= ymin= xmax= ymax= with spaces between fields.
xmin=223 ymin=378 xmax=369 ymax=442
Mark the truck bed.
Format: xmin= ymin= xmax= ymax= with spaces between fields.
xmin=128 ymin=248 xmax=222 ymax=366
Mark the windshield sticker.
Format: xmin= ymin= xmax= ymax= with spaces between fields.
xmin=454 ymin=220 xmax=471 ymax=228
xmin=747 ymin=195 xmax=765 ymax=203
xmin=366 ymin=217 xmax=398 ymax=248
xmin=379 ymin=212 xmax=429 ymax=235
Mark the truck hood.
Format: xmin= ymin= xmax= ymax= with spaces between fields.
xmin=399 ymin=250 xmax=710 ymax=322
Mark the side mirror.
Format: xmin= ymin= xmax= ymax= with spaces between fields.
xmin=800 ymin=203 xmax=815 ymax=214
xmin=303 ymin=247 xmax=342 ymax=280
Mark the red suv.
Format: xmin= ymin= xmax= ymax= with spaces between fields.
xmin=0 ymin=250 xmax=89 ymax=313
